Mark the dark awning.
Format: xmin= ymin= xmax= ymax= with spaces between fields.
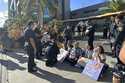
xmin=62 ymin=11 xmax=125 ymax=22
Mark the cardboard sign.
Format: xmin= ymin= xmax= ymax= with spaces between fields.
xmin=82 ymin=60 xmax=104 ymax=80
xmin=57 ymin=48 xmax=68 ymax=63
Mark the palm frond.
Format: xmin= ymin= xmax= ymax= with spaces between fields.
xmin=108 ymin=0 xmax=125 ymax=12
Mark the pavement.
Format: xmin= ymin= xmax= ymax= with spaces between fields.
xmin=0 ymin=51 xmax=8 ymax=83
xmin=0 ymin=40 xmax=117 ymax=83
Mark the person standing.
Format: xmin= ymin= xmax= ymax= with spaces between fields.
xmin=113 ymin=15 xmax=125 ymax=58
xmin=103 ymin=19 xmax=109 ymax=39
xmin=63 ymin=25 xmax=73 ymax=50
xmin=85 ymin=20 xmax=95 ymax=49
xmin=109 ymin=16 xmax=118 ymax=53
xmin=77 ymin=21 xmax=85 ymax=38
xmin=24 ymin=21 xmax=38 ymax=72
xmin=33 ymin=21 xmax=45 ymax=59
xmin=112 ymin=15 xmax=125 ymax=83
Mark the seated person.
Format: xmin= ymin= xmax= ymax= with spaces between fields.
xmin=84 ymin=45 xmax=93 ymax=59
xmin=57 ymin=32 xmax=64 ymax=43
xmin=92 ymin=45 xmax=108 ymax=77
xmin=67 ymin=42 xmax=84 ymax=66
xmin=77 ymin=45 xmax=108 ymax=69
xmin=92 ymin=45 xmax=107 ymax=64
xmin=46 ymin=34 xmax=60 ymax=67
xmin=68 ymin=44 xmax=74 ymax=54
xmin=76 ymin=45 xmax=93 ymax=68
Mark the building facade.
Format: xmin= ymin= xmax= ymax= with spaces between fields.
xmin=8 ymin=0 xmax=19 ymax=18
xmin=60 ymin=0 xmax=70 ymax=19
xmin=71 ymin=2 xmax=108 ymax=19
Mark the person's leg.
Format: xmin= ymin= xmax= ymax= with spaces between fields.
xmin=27 ymin=47 xmax=36 ymax=72
xmin=88 ymin=38 xmax=94 ymax=49
xmin=105 ymin=31 xmax=108 ymax=39
xmin=36 ymin=47 xmax=42 ymax=59
xmin=102 ymin=64 xmax=109 ymax=74
xmin=46 ymin=58 xmax=57 ymax=67
xmin=69 ymin=59 xmax=77 ymax=66
xmin=88 ymin=39 xmax=90 ymax=46
xmin=64 ymin=37 xmax=68 ymax=50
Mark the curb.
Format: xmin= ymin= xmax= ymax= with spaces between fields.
xmin=0 ymin=52 xmax=9 ymax=83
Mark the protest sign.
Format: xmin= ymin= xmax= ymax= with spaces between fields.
xmin=82 ymin=60 xmax=104 ymax=80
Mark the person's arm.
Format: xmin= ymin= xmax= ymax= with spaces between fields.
xmin=113 ymin=30 xmax=124 ymax=50
xmin=119 ymin=41 xmax=125 ymax=64
xmin=29 ymin=37 xmax=37 ymax=51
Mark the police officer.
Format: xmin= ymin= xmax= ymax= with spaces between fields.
xmin=113 ymin=15 xmax=125 ymax=83
xmin=85 ymin=20 xmax=95 ymax=49
xmin=24 ymin=21 xmax=38 ymax=72
xmin=63 ymin=25 xmax=73 ymax=50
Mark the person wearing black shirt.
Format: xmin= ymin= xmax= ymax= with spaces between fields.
xmin=46 ymin=33 xmax=60 ymax=67
xmin=85 ymin=21 xmax=95 ymax=49
xmin=109 ymin=16 xmax=118 ymax=53
xmin=103 ymin=20 xmax=109 ymax=39
xmin=34 ymin=27 xmax=43 ymax=59
xmin=24 ymin=21 xmax=38 ymax=72
xmin=63 ymin=25 xmax=73 ymax=50
xmin=113 ymin=15 xmax=125 ymax=83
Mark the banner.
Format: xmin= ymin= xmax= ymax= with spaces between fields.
xmin=82 ymin=60 xmax=104 ymax=80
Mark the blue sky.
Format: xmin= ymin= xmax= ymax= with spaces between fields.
xmin=0 ymin=0 xmax=8 ymax=12
xmin=70 ymin=0 xmax=107 ymax=10
xmin=0 ymin=0 xmax=8 ymax=27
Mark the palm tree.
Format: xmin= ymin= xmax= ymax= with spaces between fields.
xmin=39 ymin=0 xmax=59 ymax=23
xmin=108 ymin=0 xmax=125 ymax=12
xmin=99 ymin=0 xmax=125 ymax=14
xmin=9 ymin=0 xmax=59 ymax=26
xmin=22 ymin=0 xmax=59 ymax=24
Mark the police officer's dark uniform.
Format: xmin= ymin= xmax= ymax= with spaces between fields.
xmin=113 ymin=15 xmax=125 ymax=82
xmin=34 ymin=28 xmax=43 ymax=59
xmin=113 ymin=26 xmax=125 ymax=82
xmin=86 ymin=24 xmax=95 ymax=49
xmin=64 ymin=27 xmax=72 ymax=50
xmin=24 ymin=22 xmax=37 ymax=72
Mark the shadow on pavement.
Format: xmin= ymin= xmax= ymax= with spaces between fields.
xmin=37 ymin=56 xmax=82 ymax=73
xmin=0 ymin=59 xmax=26 ymax=70
xmin=5 ymin=51 xmax=28 ymax=64
xmin=32 ymin=67 xmax=76 ymax=83
xmin=55 ymin=62 xmax=82 ymax=73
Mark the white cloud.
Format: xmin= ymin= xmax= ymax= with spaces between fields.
xmin=0 ymin=11 xmax=8 ymax=27
xmin=3 ymin=0 xmax=8 ymax=3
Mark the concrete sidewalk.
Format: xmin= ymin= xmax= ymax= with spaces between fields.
xmin=1 ymin=40 xmax=117 ymax=83
xmin=0 ymin=52 xmax=9 ymax=83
